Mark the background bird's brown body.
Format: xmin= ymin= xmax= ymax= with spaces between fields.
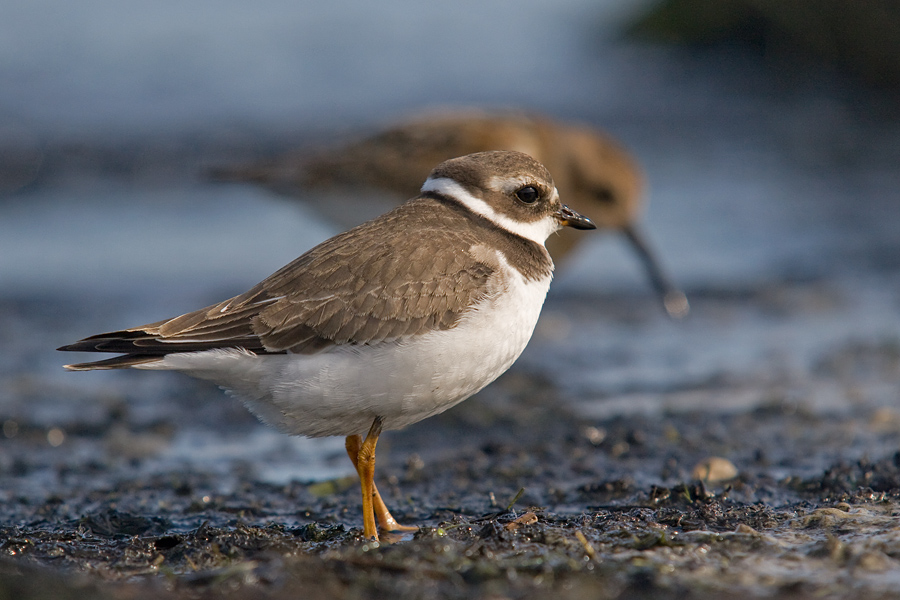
xmin=214 ymin=110 xmax=643 ymax=262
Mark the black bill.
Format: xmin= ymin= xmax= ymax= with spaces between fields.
xmin=622 ymin=223 xmax=689 ymax=319
xmin=557 ymin=205 xmax=596 ymax=230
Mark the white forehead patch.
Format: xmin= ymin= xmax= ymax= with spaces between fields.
xmin=486 ymin=176 xmax=561 ymax=207
xmin=487 ymin=175 xmax=532 ymax=194
xmin=421 ymin=177 xmax=561 ymax=245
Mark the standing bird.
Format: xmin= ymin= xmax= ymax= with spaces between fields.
xmin=213 ymin=110 xmax=688 ymax=318
xmin=60 ymin=151 xmax=597 ymax=541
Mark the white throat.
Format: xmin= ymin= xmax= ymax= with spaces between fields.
xmin=421 ymin=177 xmax=559 ymax=245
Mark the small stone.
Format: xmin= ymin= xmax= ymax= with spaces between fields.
xmin=505 ymin=512 xmax=538 ymax=530
xmin=857 ymin=551 xmax=891 ymax=572
xmin=582 ymin=426 xmax=606 ymax=445
xmin=692 ymin=457 xmax=738 ymax=483
xmin=870 ymin=407 xmax=900 ymax=432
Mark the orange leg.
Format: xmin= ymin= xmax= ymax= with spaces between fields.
xmin=346 ymin=418 xmax=417 ymax=540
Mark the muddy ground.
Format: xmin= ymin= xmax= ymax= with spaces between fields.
xmin=2 ymin=289 xmax=900 ymax=600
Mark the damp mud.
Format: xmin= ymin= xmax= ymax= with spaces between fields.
xmin=4 ymin=386 xmax=900 ymax=600
xmin=3 ymin=285 xmax=900 ymax=600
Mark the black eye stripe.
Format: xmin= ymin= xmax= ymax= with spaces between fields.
xmin=515 ymin=186 xmax=539 ymax=204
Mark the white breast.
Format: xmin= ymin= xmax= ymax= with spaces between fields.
xmin=142 ymin=258 xmax=553 ymax=438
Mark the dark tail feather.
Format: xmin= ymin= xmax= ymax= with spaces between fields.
xmin=57 ymin=330 xmax=151 ymax=354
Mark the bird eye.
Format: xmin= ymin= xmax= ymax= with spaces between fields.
xmin=515 ymin=186 xmax=539 ymax=204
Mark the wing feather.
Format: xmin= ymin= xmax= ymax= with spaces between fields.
xmin=59 ymin=198 xmax=508 ymax=366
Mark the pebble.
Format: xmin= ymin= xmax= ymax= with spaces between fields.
xmin=692 ymin=457 xmax=738 ymax=483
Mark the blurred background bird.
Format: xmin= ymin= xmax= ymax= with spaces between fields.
xmin=211 ymin=109 xmax=689 ymax=318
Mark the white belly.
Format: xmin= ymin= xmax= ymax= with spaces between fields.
xmin=140 ymin=272 xmax=552 ymax=438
